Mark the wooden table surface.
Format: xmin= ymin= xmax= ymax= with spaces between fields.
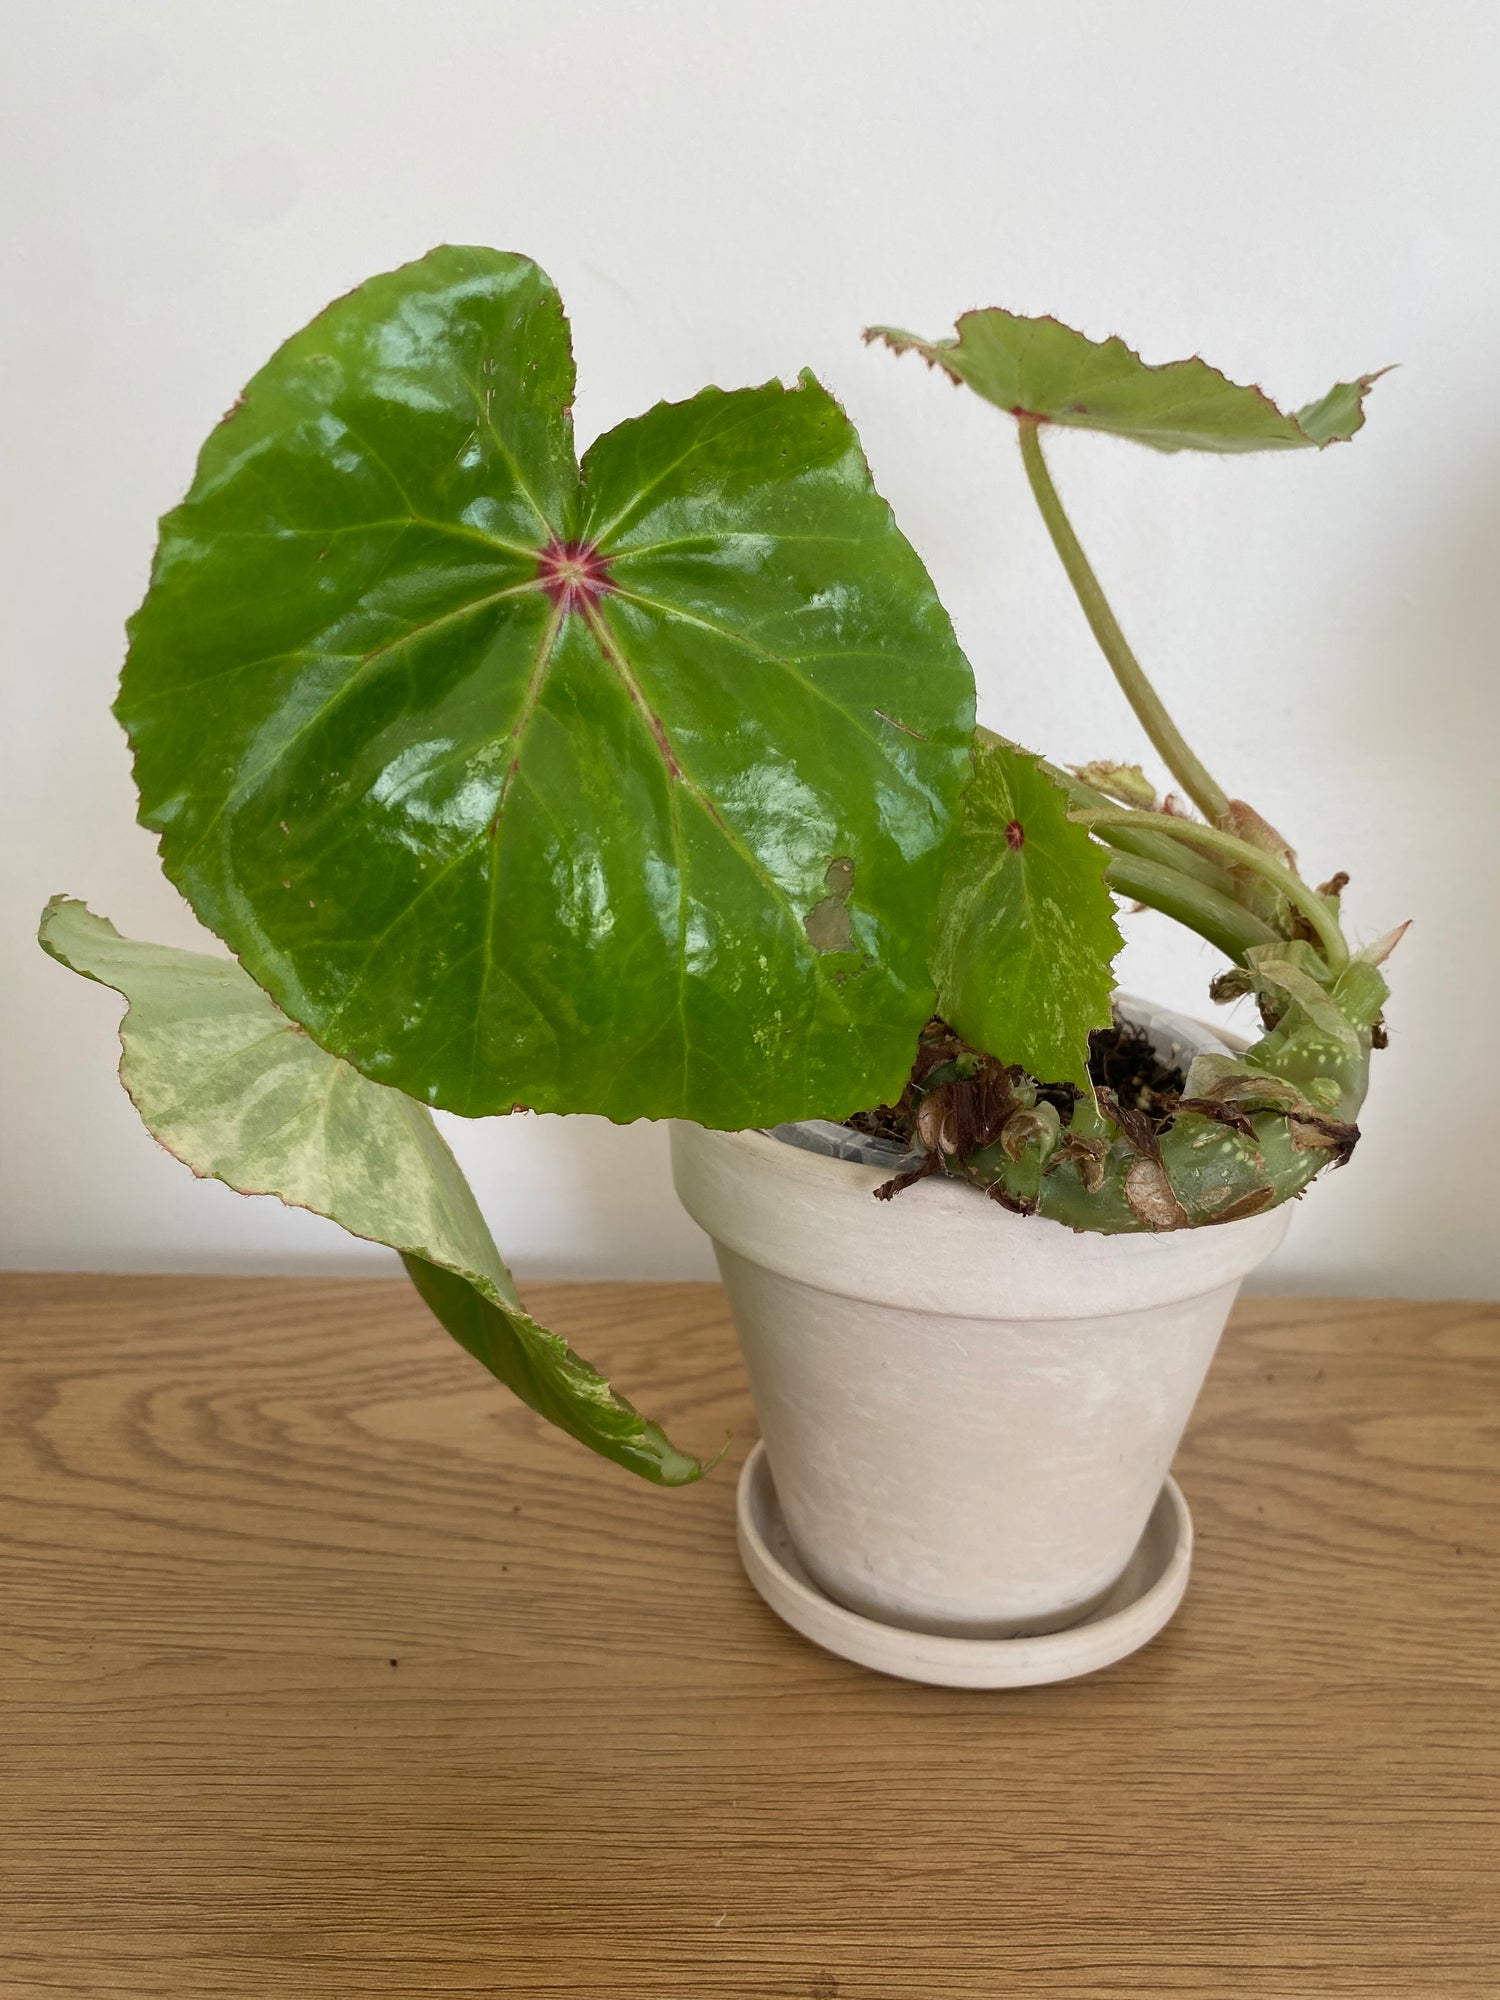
xmin=2 ymin=1276 xmax=1496 ymax=1998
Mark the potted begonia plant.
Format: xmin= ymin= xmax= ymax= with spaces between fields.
xmin=42 ymin=247 xmax=1399 ymax=1684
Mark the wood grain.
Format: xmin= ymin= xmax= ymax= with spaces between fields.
xmin=1 ymin=1275 xmax=1496 ymax=1998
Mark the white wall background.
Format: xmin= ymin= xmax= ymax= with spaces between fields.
xmin=3 ymin=0 xmax=1497 ymax=1298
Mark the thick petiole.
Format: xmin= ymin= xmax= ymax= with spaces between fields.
xmin=1072 ymin=806 xmax=1349 ymax=970
xmin=1017 ymin=417 xmax=1232 ymax=826
xmin=1102 ymin=851 xmax=1277 ymax=964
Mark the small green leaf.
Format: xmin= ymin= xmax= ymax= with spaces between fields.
xmin=866 ymin=311 xmax=1386 ymax=454
xmin=1069 ymin=760 xmax=1158 ymax=809
xmin=119 ymin=245 xmax=974 ymax=1130
xmin=38 ymin=897 xmax=703 ymax=1484
xmin=1244 ymin=942 xmax=1361 ymax=1057
xmin=930 ymin=739 xmax=1122 ymax=1090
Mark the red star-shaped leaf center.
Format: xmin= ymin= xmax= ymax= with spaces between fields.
xmin=535 ymin=537 xmax=615 ymax=615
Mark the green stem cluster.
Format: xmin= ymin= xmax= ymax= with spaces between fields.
xmin=926 ymin=416 xmax=1387 ymax=1231
xmin=1012 ymin=418 xmax=1351 ymax=979
xmin=933 ymin=943 xmax=1386 ymax=1231
xmin=1073 ymin=807 xmax=1349 ymax=971
xmin=1097 ymin=850 xmax=1275 ymax=964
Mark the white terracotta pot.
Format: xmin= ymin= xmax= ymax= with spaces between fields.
xmin=670 ymin=1002 xmax=1291 ymax=1646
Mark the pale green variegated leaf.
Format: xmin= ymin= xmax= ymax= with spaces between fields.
xmin=866 ymin=310 xmax=1386 ymax=453
xmin=930 ymin=739 xmax=1122 ymax=1090
xmin=38 ymin=897 xmax=702 ymax=1484
xmin=118 ymin=245 xmax=974 ymax=1130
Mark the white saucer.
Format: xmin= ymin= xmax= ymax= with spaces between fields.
xmin=735 ymin=1440 xmax=1193 ymax=1689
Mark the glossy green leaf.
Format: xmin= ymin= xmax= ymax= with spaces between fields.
xmin=119 ymin=245 xmax=974 ymax=1128
xmin=38 ymin=897 xmax=703 ymax=1484
xmin=866 ymin=311 xmax=1386 ymax=453
xmin=929 ymin=739 xmax=1122 ymax=1090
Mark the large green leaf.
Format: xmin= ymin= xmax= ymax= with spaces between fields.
xmin=118 ymin=245 xmax=974 ymax=1128
xmin=929 ymin=738 xmax=1122 ymax=1090
xmin=38 ymin=897 xmax=703 ymax=1484
xmin=866 ymin=310 xmax=1386 ymax=453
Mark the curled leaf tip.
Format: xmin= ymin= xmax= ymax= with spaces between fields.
xmin=863 ymin=324 xmax=963 ymax=382
xmin=1361 ymin=919 xmax=1411 ymax=967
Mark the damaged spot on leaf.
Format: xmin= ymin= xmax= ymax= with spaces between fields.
xmin=987 ymin=1182 xmax=1039 ymax=1215
xmin=1212 ymin=1184 xmax=1279 ymax=1223
xmin=1124 ymin=1156 xmax=1189 ymax=1230
xmin=917 ymin=1090 xmax=960 ymax=1155
xmin=873 ymin=708 xmax=928 ymax=741
xmin=804 ymin=899 xmax=854 ymax=952
xmin=1046 ymin=1128 xmax=1108 ymax=1194
xmin=1000 ymin=1101 xmax=1060 ymax=1162
xmin=804 ymin=856 xmax=856 ymax=954
xmin=1287 ymin=1112 xmax=1361 ymax=1165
